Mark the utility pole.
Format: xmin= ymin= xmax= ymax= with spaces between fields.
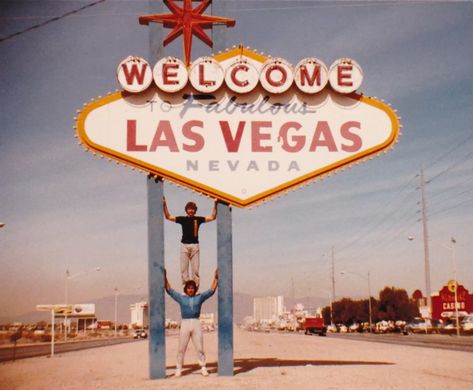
xmin=331 ymin=247 xmax=335 ymax=326
xmin=450 ymin=238 xmax=460 ymax=337
xmin=420 ymin=167 xmax=432 ymax=314
xmin=331 ymin=247 xmax=336 ymax=304
xmin=291 ymin=277 xmax=295 ymax=302
xmin=114 ymin=288 xmax=118 ymax=337
xmin=65 ymin=269 xmax=69 ymax=341
xmin=367 ymin=271 xmax=372 ymax=333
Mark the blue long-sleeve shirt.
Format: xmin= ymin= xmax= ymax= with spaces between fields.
xmin=166 ymin=288 xmax=215 ymax=319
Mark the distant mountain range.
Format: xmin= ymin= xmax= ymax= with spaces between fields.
xmin=0 ymin=293 xmax=330 ymax=325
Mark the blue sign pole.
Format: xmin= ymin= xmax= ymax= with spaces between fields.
xmin=213 ymin=0 xmax=234 ymax=376
xmin=217 ymin=202 xmax=234 ymax=375
xmin=147 ymin=0 xmax=165 ymax=380
xmin=147 ymin=176 xmax=166 ymax=379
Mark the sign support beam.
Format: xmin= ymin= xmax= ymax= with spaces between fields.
xmin=147 ymin=0 xmax=166 ymax=380
xmin=217 ymin=202 xmax=234 ymax=376
xmin=147 ymin=176 xmax=166 ymax=379
xmin=213 ymin=0 xmax=234 ymax=377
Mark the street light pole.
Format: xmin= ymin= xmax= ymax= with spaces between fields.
xmin=331 ymin=247 xmax=336 ymax=327
xmin=65 ymin=269 xmax=70 ymax=342
xmin=367 ymin=271 xmax=372 ymax=333
xmin=114 ymin=287 xmax=119 ymax=337
xmin=64 ymin=267 xmax=101 ymax=341
xmin=450 ymin=237 xmax=460 ymax=337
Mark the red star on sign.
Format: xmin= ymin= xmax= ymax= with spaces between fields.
xmin=139 ymin=0 xmax=236 ymax=66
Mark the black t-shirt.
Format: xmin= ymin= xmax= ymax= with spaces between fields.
xmin=175 ymin=216 xmax=206 ymax=244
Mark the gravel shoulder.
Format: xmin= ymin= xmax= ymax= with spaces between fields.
xmin=1 ymin=328 xmax=473 ymax=389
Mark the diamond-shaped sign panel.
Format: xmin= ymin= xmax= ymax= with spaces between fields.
xmin=76 ymin=48 xmax=400 ymax=207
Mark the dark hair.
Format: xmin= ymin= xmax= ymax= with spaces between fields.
xmin=183 ymin=280 xmax=198 ymax=293
xmin=185 ymin=201 xmax=197 ymax=212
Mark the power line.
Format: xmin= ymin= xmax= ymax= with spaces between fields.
xmin=0 ymin=0 xmax=107 ymax=43
xmin=428 ymin=175 xmax=473 ymax=210
xmin=430 ymin=195 xmax=473 ymax=218
xmin=339 ymin=216 xmax=418 ymax=265
xmin=333 ymin=207 xmax=420 ymax=266
xmin=335 ymin=174 xmax=418 ymax=255
xmin=430 ymin=190 xmax=473 ymax=211
xmin=426 ymin=132 xmax=473 ymax=169
xmin=0 ymin=0 xmax=456 ymax=44
xmin=428 ymin=150 xmax=473 ymax=183
xmin=333 ymin=198 xmax=418 ymax=266
xmin=334 ymin=174 xmax=422 ymax=263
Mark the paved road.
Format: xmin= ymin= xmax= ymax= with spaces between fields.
xmin=2 ymin=330 xmax=471 ymax=364
xmin=316 ymin=332 xmax=473 ymax=353
xmin=0 ymin=337 xmax=139 ymax=362
xmin=255 ymin=329 xmax=473 ymax=353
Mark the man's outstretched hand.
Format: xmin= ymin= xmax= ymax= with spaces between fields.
xmin=211 ymin=268 xmax=219 ymax=292
xmin=164 ymin=268 xmax=170 ymax=291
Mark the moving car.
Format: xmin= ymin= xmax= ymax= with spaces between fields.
xmin=133 ymin=329 xmax=148 ymax=339
xmin=304 ymin=317 xmax=327 ymax=336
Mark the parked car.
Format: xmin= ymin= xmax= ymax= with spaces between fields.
xmin=439 ymin=320 xmax=458 ymax=334
xmin=338 ymin=324 xmax=348 ymax=333
xmin=348 ymin=323 xmax=361 ymax=333
xmin=327 ymin=324 xmax=338 ymax=333
xmin=133 ymin=329 xmax=148 ymax=339
xmin=403 ymin=318 xmax=442 ymax=334
xmin=461 ymin=315 xmax=473 ymax=334
xmin=376 ymin=321 xmax=391 ymax=333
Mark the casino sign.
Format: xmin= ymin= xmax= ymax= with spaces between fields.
xmin=431 ymin=281 xmax=473 ymax=320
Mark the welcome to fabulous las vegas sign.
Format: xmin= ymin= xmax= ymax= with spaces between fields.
xmin=75 ymin=1 xmax=400 ymax=208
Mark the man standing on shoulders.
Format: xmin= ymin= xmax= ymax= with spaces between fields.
xmin=165 ymin=269 xmax=218 ymax=377
xmin=163 ymin=197 xmax=217 ymax=288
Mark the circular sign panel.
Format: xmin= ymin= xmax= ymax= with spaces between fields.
xmin=153 ymin=57 xmax=188 ymax=93
xmin=117 ymin=56 xmax=153 ymax=93
xmin=448 ymin=279 xmax=458 ymax=293
xmin=225 ymin=60 xmax=259 ymax=94
xmin=328 ymin=58 xmax=363 ymax=94
xmin=189 ymin=57 xmax=224 ymax=93
xmin=294 ymin=58 xmax=329 ymax=94
xmin=259 ymin=58 xmax=294 ymax=94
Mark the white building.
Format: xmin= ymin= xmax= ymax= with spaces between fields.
xmin=253 ymin=296 xmax=284 ymax=322
xmin=130 ymin=302 xmax=149 ymax=328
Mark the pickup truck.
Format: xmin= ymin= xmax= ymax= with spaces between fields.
xmin=304 ymin=317 xmax=327 ymax=336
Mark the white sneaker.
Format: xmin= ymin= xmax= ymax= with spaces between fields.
xmin=174 ymin=369 xmax=182 ymax=377
xmin=201 ymin=367 xmax=209 ymax=377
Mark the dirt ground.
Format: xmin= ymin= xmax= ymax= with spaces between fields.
xmin=1 ymin=327 xmax=473 ymax=389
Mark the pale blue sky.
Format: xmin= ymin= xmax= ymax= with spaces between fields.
xmin=1 ymin=0 xmax=473 ymax=317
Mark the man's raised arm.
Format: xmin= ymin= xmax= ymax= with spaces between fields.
xmin=205 ymin=200 xmax=218 ymax=222
xmin=211 ymin=269 xmax=218 ymax=293
xmin=164 ymin=269 xmax=171 ymax=292
xmin=163 ymin=196 xmax=176 ymax=222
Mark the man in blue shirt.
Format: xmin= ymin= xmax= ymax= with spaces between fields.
xmin=165 ymin=269 xmax=218 ymax=377
xmin=163 ymin=197 xmax=217 ymax=288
